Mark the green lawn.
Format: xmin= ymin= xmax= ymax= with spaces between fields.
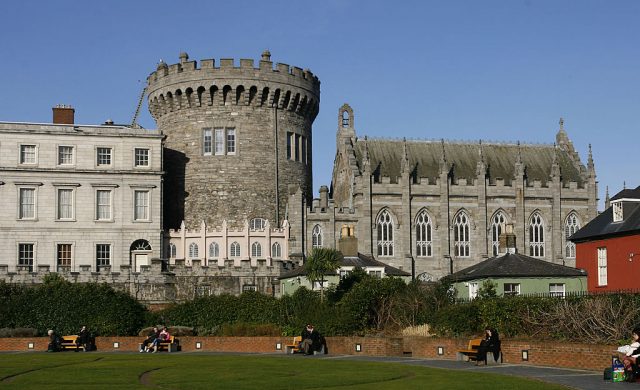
xmin=0 ymin=353 xmax=569 ymax=389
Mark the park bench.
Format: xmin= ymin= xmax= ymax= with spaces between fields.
xmin=456 ymin=338 xmax=482 ymax=362
xmin=60 ymin=335 xmax=83 ymax=351
xmin=285 ymin=336 xmax=302 ymax=354
xmin=139 ymin=335 xmax=180 ymax=352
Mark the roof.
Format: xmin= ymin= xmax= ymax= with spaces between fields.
xmin=569 ymin=203 xmax=640 ymax=242
xmin=611 ymin=186 xmax=640 ymax=201
xmin=278 ymin=252 xmax=410 ymax=280
xmin=0 ymin=121 xmax=162 ymax=138
xmin=353 ymin=139 xmax=585 ymax=186
xmin=447 ymin=252 xmax=586 ymax=282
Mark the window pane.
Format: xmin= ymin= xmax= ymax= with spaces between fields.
xmin=57 ymin=189 xmax=73 ymax=219
xmin=18 ymin=243 xmax=34 ymax=271
xmin=135 ymin=148 xmax=149 ymax=167
xmin=96 ymin=244 xmax=111 ymax=268
xmin=227 ymin=128 xmax=236 ymax=154
xmin=19 ymin=188 xmax=35 ymax=219
xmin=203 ymin=128 xmax=213 ymax=155
xmin=134 ymin=190 xmax=149 ymax=220
xmin=97 ymin=147 xmax=112 ymax=165
xmin=57 ymin=244 xmax=72 ymax=268
xmin=214 ymin=128 xmax=224 ymax=155
xmin=96 ymin=190 xmax=111 ymax=220
xmin=58 ymin=146 xmax=73 ymax=165
xmin=20 ymin=145 xmax=36 ymax=164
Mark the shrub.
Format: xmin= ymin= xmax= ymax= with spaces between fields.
xmin=0 ymin=327 xmax=39 ymax=337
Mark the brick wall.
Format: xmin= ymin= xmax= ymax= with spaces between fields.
xmin=0 ymin=336 xmax=614 ymax=371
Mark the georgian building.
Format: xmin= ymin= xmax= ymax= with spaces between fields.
xmin=288 ymin=104 xmax=598 ymax=281
xmin=0 ymin=106 xmax=164 ymax=273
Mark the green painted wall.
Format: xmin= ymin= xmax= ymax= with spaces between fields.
xmin=452 ymin=276 xmax=587 ymax=299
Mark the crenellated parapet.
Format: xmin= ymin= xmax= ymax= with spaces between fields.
xmin=147 ymin=51 xmax=320 ymax=122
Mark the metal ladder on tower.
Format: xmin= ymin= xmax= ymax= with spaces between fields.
xmin=130 ymin=84 xmax=147 ymax=128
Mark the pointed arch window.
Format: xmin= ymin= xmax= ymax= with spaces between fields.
xmin=565 ymin=213 xmax=580 ymax=258
xmin=169 ymin=243 xmax=176 ymax=258
xmin=251 ymin=242 xmax=262 ymax=258
xmin=415 ymin=211 xmax=432 ymax=257
xmin=454 ymin=211 xmax=470 ymax=257
xmin=230 ymin=242 xmax=241 ymax=258
xmin=209 ymin=242 xmax=219 ymax=258
xmin=271 ymin=242 xmax=282 ymax=258
xmin=529 ymin=212 xmax=545 ymax=257
xmin=312 ymin=225 xmax=323 ymax=248
xmin=188 ymin=243 xmax=199 ymax=259
xmin=342 ymin=110 xmax=349 ymax=127
xmin=377 ymin=210 xmax=394 ymax=257
xmin=491 ymin=211 xmax=507 ymax=256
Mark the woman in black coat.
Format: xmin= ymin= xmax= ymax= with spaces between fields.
xmin=476 ymin=328 xmax=500 ymax=365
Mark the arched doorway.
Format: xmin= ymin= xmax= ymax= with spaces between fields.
xmin=130 ymin=239 xmax=152 ymax=272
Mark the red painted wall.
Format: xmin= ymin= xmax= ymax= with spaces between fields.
xmin=576 ymin=235 xmax=640 ymax=291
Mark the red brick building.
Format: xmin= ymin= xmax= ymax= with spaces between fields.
xmin=570 ymin=186 xmax=640 ymax=291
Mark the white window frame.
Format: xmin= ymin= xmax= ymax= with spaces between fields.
xmin=312 ymin=224 xmax=323 ymax=248
xmin=491 ymin=211 xmax=507 ymax=256
xmin=377 ymin=210 xmax=394 ymax=257
xmin=188 ymin=242 xmax=199 ymax=259
xmin=226 ymin=128 xmax=236 ymax=155
xmin=203 ymin=128 xmax=213 ymax=156
xmin=56 ymin=188 xmax=75 ymax=221
xmin=169 ymin=243 xmax=177 ymax=258
xmin=214 ymin=128 xmax=225 ymax=155
xmin=251 ymin=242 xmax=262 ymax=258
xmin=415 ymin=211 xmax=433 ymax=257
xmin=529 ymin=212 xmax=545 ymax=258
xmin=250 ymin=218 xmax=266 ymax=230
xmin=503 ymin=283 xmax=521 ymax=296
xmin=133 ymin=190 xmax=150 ymax=221
xmin=613 ymin=202 xmax=623 ymax=222
xmin=564 ymin=213 xmax=580 ymax=259
xmin=96 ymin=147 xmax=113 ymax=166
xmin=19 ymin=144 xmax=37 ymax=165
xmin=271 ymin=242 xmax=281 ymax=258
xmin=549 ymin=283 xmax=566 ymax=298
xmin=469 ymin=282 xmax=478 ymax=299
xmin=18 ymin=187 xmax=37 ymax=220
xmin=597 ymin=247 xmax=607 ymax=286
xmin=96 ymin=243 xmax=111 ymax=270
xmin=454 ymin=211 xmax=471 ymax=257
xmin=16 ymin=242 xmax=37 ymax=272
xmin=242 ymin=284 xmax=257 ymax=292
xmin=134 ymin=148 xmax=150 ymax=167
xmin=230 ymin=242 xmax=241 ymax=258
xmin=209 ymin=242 xmax=219 ymax=258
xmin=95 ymin=189 xmax=113 ymax=221
xmin=57 ymin=243 xmax=73 ymax=271
xmin=57 ymin=145 xmax=75 ymax=166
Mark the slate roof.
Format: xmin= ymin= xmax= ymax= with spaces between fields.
xmin=447 ymin=252 xmax=586 ymax=282
xmin=570 ymin=187 xmax=640 ymax=242
xmin=278 ymin=252 xmax=410 ymax=280
xmin=353 ymin=139 xmax=585 ymax=186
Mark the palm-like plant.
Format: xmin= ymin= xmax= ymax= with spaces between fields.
xmin=305 ymin=248 xmax=343 ymax=302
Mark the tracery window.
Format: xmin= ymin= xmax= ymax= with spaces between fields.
xmin=188 ymin=243 xmax=199 ymax=259
xmin=564 ymin=213 xmax=580 ymax=258
xmin=251 ymin=242 xmax=262 ymax=258
xmin=529 ymin=212 xmax=545 ymax=257
xmin=312 ymin=225 xmax=323 ymax=248
xmin=491 ymin=211 xmax=507 ymax=256
xmin=415 ymin=211 xmax=432 ymax=257
xmin=454 ymin=211 xmax=470 ymax=257
xmin=230 ymin=242 xmax=241 ymax=258
xmin=377 ymin=210 xmax=394 ymax=257
xmin=209 ymin=242 xmax=219 ymax=258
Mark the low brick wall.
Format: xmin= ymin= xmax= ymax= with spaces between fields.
xmin=0 ymin=336 xmax=615 ymax=371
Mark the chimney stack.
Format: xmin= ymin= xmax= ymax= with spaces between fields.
xmin=338 ymin=224 xmax=358 ymax=257
xmin=319 ymin=185 xmax=329 ymax=209
xmin=52 ymin=104 xmax=75 ymax=124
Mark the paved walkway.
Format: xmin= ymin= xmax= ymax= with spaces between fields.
xmin=318 ymin=355 xmax=632 ymax=390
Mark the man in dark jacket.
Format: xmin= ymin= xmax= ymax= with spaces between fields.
xmin=300 ymin=324 xmax=321 ymax=355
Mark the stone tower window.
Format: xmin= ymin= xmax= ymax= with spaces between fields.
xmin=271 ymin=242 xmax=282 ymax=258
xmin=251 ymin=242 xmax=262 ymax=258
xmin=230 ymin=242 xmax=241 ymax=257
xmin=491 ymin=211 xmax=507 ymax=256
xmin=564 ymin=212 xmax=580 ymax=258
xmin=188 ymin=243 xmax=199 ymax=259
xmin=250 ymin=218 xmax=266 ymax=230
xmin=169 ymin=243 xmax=176 ymax=258
xmin=377 ymin=210 xmax=394 ymax=257
xmin=209 ymin=242 xmax=219 ymax=258
xmin=312 ymin=225 xmax=323 ymax=248
xmin=529 ymin=212 xmax=545 ymax=258
xmin=415 ymin=211 xmax=432 ymax=257
xmin=203 ymin=128 xmax=213 ymax=155
xmin=454 ymin=211 xmax=470 ymax=257
xmin=342 ymin=110 xmax=349 ymax=127
xmin=226 ymin=128 xmax=236 ymax=154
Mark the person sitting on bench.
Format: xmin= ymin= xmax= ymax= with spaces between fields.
xmin=300 ymin=324 xmax=321 ymax=355
xmin=150 ymin=327 xmax=171 ymax=353
xmin=47 ymin=329 xmax=62 ymax=352
xmin=140 ymin=327 xmax=159 ymax=353
xmin=476 ymin=328 xmax=500 ymax=365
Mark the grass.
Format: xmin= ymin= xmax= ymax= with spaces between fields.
xmin=0 ymin=353 xmax=570 ymax=389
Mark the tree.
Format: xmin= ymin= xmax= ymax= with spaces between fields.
xmin=305 ymin=248 xmax=343 ymax=302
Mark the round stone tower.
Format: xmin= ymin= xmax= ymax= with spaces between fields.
xmin=147 ymin=51 xmax=320 ymax=229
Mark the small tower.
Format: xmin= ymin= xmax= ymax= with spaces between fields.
xmin=337 ymin=103 xmax=355 ymax=150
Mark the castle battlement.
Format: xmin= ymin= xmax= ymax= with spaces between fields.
xmin=147 ymin=51 xmax=320 ymax=122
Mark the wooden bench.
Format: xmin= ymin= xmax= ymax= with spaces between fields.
xmin=456 ymin=338 xmax=482 ymax=362
xmin=139 ymin=335 xmax=179 ymax=352
xmin=60 ymin=335 xmax=83 ymax=351
xmin=285 ymin=336 xmax=302 ymax=354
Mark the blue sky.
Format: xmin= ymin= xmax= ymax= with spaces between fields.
xmin=1 ymin=1 xmax=638 ymax=209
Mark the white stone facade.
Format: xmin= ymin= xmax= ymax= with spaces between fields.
xmin=0 ymin=121 xmax=164 ymax=273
